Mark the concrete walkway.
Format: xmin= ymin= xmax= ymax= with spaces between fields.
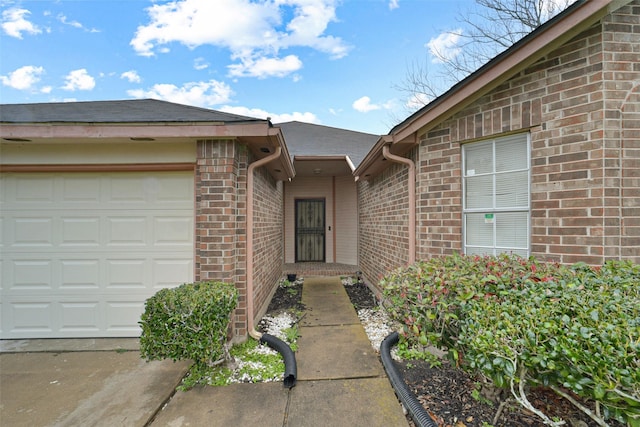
xmin=0 ymin=277 xmax=408 ymax=427
xmin=151 ymin=276 xmax=409 ymax=426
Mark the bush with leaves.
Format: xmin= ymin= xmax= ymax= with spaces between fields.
xmin=139 ymin=281 xmax=238 ymax=386
xmin=381 ymin=254 xmax=639 ymax=426
xmin=380 ymin=253 xmax=559 ymax=350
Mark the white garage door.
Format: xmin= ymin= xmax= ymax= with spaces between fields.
xmin=1 ymin=171 xmax=194 ymax=339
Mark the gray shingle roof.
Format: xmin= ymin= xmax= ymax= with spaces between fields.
xmin=278 ymin=121 xmax=379 ymax=168
xmin=0 ymin=99 xmax=263 ymax=124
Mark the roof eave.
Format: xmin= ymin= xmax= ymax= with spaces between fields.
xmin=0 ymin=121 xmax=273 ymax=140
xmin=355 ymin=0 xmax=628 ymax=180
xmin=391 ymin=0 xmax=626 ymax=144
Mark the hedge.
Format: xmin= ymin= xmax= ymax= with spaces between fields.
xmin=139 ymin=281 xmax=238 ymax=368
xmin=381 ymin=254 xmax=639 ymax=426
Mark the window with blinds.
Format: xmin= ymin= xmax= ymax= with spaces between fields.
xmin=462 ymin=133 xmax=530 ymax=256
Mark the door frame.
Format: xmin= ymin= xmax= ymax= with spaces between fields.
xmin=294 ymin=198 xmax=326 ymax=262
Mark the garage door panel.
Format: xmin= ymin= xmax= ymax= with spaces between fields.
xmin=60 ymin=259 xmax=100 ymax=289
xmin=105 ymin=301 xmax=146 ymax=334
xmin=153 ymin=259 xmax=193 ymax=288
xmin=107 ymin=217 xmax=148 ymax=246
xmin=60 ymin=301 xmax=100 ymax=333
xmin=155 ymin=176 xmax=194 ymax=203
xmin=7 ymin=300 xmax=54 ymax=335
xmin=106 ymin=259 xmax=147 ymax=288
xmin=13 ymin=217 xmax=54 ymax=247
xmin=154 ymin=216 xmax=193 ymax=245
xmin=11 ymin=260 xmax=53 ymax=289
xmin=14 ymin=176 xmax=55 ymax=202
xmin=61 ymin=176 xmax=102 ymax=202
xmin=1 ymin=171 xmax=195 ymax=338
xmin=61 ymin=217 xmax=101 ymax=246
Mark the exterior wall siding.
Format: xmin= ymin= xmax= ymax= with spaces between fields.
xmin=0 ymin=141 xmax=197 ymax=165
xmin=335 ymin=175 xmax=358 ymax=265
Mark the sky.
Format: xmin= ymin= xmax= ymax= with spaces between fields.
xmin=2 ymin=0 xmax=487 ymax=135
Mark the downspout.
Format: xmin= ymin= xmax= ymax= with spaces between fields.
xmin=247 ymin=146 xmax=282 ymax=340
xmin=246 ymin=145 xmax=298 ymax=388
xmin=382 ymin=145 xmax=416 ymax=264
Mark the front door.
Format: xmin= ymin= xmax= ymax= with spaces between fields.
xmin=295 ymin=199 xmax=326 ymax=262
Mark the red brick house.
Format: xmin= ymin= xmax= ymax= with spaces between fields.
xmin=355 ymin=0 xmax=640 ymax=285
xmin=0 ymin=100 xmax=377 ymax=340
xmin=1 ymin=0 xmax=638 ymax=341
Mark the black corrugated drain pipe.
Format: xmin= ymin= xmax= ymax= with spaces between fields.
xmin=381 ymin=331 xmax=438 ymax=427
xmin=260 ymin=333 xmax=297 ymax=388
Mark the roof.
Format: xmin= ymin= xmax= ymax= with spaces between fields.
xmin=278 ymin=121 xmax=379 ymax=169
xmin=0 ymin=98 xmax=263 ymax=124
xmin=0 ymin=99 xmax=295 ymax=181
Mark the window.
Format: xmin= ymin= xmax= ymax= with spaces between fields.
xmin=462 ymin=133 xmax=530 ymax=256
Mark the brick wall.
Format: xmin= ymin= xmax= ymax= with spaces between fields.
xmin=195 ymin=140 xmax=285 ymax=338
xmin=603 ymin=2 xmax=640 ymax=260
xmin=195 ymin=139 xmax=248 ymax=336
xmin=358 ymin=151 xmax=415 ymax=285
xmin=413 ymin=4 xmax=640 ymax=266
xmin=359 ymin=2 xmax=639 ymax=283
xmin=251 ymin=164 xmax=284 ymax=323
xmin=416 ymin=131 xmax=462 ymax=260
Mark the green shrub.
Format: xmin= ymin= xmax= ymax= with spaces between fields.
xmin=139 ymin=281 xmax=238 ymax=369
xmin=381 ymin=254 xmax=640 ymax=426
xmin=381 ymin=253 xmax=560 ymax=350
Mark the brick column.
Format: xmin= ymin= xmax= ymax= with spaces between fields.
xmin=195 ymin=139 xmax=248 ymax=336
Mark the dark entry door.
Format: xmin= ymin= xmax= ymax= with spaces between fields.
xmin=295 ymin=199 xmax=326 ymax=262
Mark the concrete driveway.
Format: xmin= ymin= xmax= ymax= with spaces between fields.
xmin=0 ymin=339 xmax=190 ymax=427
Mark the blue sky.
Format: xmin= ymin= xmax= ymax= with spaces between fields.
xmin=1 ymin=0 xmax=477 ymax=135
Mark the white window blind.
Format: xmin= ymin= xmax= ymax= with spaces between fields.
xmin=463 ymin=133 xmax=530 ymax=256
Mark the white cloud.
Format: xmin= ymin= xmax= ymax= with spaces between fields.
xmin=121 ymin=70 xmax=142 ymax=83
xmin=130 ymin=0 xmax=349 ymax=78
xmin=194 ymin=57 xmax=209 ymax=70
xmin=1 ymin=8 xmax=42 ymax=38
xmin=0 ymin=65 xmax=44 ymax=90
xmin=388 ymin=0 xmax=399 ymax=10
xmin=353 ymin=96 xmax=379 ymax=112
xmin=228 ymin=54 xmax=303 ymax=79
xmin=127 ymin=79 xmax=234 ymax=107
xmin=220 ymin=105 xmax=320 ymax=124
xmin=405 ymin=92 xmax=431 ymax=111
xmin=57 ymin=13 xmax=99 ymax=32
xmin=62 ymin=69 xmax=96 ymax=91
xmin=426 ymin=29 xmax=463 ymax=63
xmin=57 ymin=13 xmax=82 ymax=29
xmin=352 ymin=96 xmax=394 ymax=113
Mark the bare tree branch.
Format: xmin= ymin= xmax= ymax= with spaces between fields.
xmin=394 ymin=0 xmax=575 ymax=115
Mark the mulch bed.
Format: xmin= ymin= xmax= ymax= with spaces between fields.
xmin=265 ymin=279 xmax=621 ymax=427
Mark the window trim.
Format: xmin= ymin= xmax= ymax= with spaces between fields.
xmin=461 ymin=132 xmax=531 ymax=256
